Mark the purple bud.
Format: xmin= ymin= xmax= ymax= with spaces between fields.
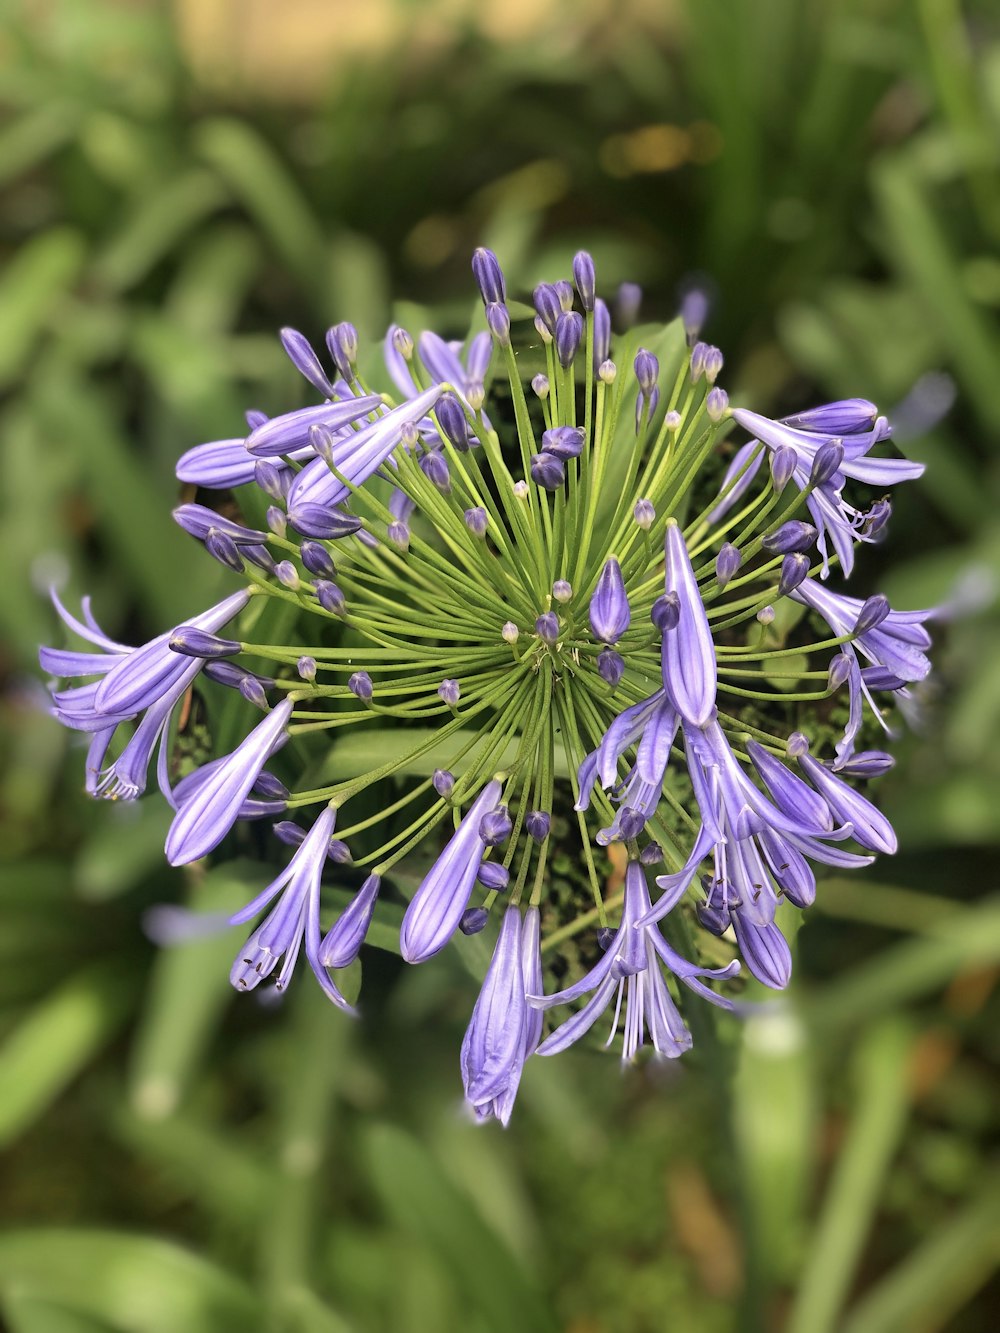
xmin=348 ymin=672 xmax=373 ymax=702
xmin=273 ymin=821 xmax=306 ymax=846
xmin=703 ymin=346 xmax=724 ymax=384
xmin=552 ymin=579 xmax=573 ymax=603
xmin=783 ymin=399 xmax=878 ymax=435
xmin=400 ymin=421 xmax=420 ymax=449
xmin=436 ymin=394 xmax=469 ymax=450
xmin=205 ymin=529 xmax=244 ymax=573
xmin=572 ymin=251 xmax=596 ymax=311
xmin=713 ymin=543 xmax=741 ymax=589
xmin=330 ymin=842 xmax=353 ymax=866
xmin=616 ymin=282 xmax=642 ymax=330
xmin=239 ymin=675 xmax=268 ymax=710
xmin=471 ymin=248 xmax=506 ymax=306
xmin=541 ymin=426 xmax=585 ymax=460
xmin=486 ymin=302 xmax=510 ymax=345
xmin=778 ymin=553 xmax=810 ymax=598
xmin=762 ymin=521 xmax=818 ymax=554
xmin=532 ymin=373 xmax=550 ymax=399
xmin=837 ymin=750 xmax=895 ymax=777
xmin=810 ymin=442 xmax=845 ymax=487
xmin=634 ymin=348 xmax=659 ymax=394
xmin=554 ymin=280 xmax=574 ymax=312
xmin=325 ymin=321 xmax=358 ymax=381
xmin=530 ymin=452 xmax=566 ymax=491
xmin=664 ymin=410 xmax=682 ymax=431
xmin=253 ymin=772 xmax=290 ymax=801
xmin=862 ymin=666 xmax=908 ymax=690
xmin=477 ymin=861 xmax=510 ymax=891
xmin=243 ymin=545 xmax=276 ymax=574
xmin=392 ymin=326 xmax=414 ymax=360
xmin=706 ymin=387 xmax=729 ymax=421
xmin=680 ymin=289 xmax=709 ymax=343
xmin=387 ymin=521 xmax=410 ymax=550
xmin=854 ymin=594 xmax=891 ymax=635
xmin=287 ymin=504 xmax=364 ymax=541
xmin=460 ymin=907 xmax=489 ymax=936
xmin=697 ymin=900 xmax=731 ymax=935
xmin=280 ymin=327 xmax=334 ymax=397
xmin=501 ymin=621 xmax=519 ymax=644
xmin=169 ymin=628 xmax=242 ymax=659
xmin=787 ymin=731 xmax=810 ymax=758
xmin=433 ymin=769 xmax=455 ymax=798
xmin=525 ymin=810 xmax=551 ymax=841
xmin=420 ymin=450 xmax=451 ymax=492
xmin=757 ymin=605 xmax=775 ymax=625
xmin=203 ymin=661 xmax=273 ymax=693
xmin=274 ymin=560 xmax=300 ymax=590
xmin=314 ymin=580 xmax=346 ymax=616
xmin=597 ymin=647 xmax=625 ymax=687
xmin=598 ymin=359 xmax=617 ymax=385
xmin=534 ymin=316 xmax=552 ymax=345
xmin=589 ymin=557 xmax=630 ymax=644
xmin=438 ymin=678 xmax=461 ymax=706
xmin=479 ymin=805 xmax=512 ymax=845
xmin=465 ymin=507 xmax=488 ymax=538
xmin=300 ymin=541 xmax=336 ymax=579
xmin=633 ymin=498 xmax=655 ymax=530
xmin=617 ymin=807 xmax=646 ymax=840
xmin=173 ymin=504 xmax=268 ymax=546
xmin=770 ymin=446 xmax=797 ymax=490
xmin=639 ymin=842 xmax=663 ymax=865
xmin=254 ymin=460 xmax=290 ymax=501
xmin=635 ymin=387 xmax=660 ymax=430
xmin=297 ymin=655 xmax=317 ymax=681
xmin=596 ymin=926 xmax=616 ymax=950
xmin=828 ymin=654 xmax=854 ymax=689
xmin=651 ymin=591 xmax=680 ymax=633
xmin=535 ymin=612 xmax=560 ymax=644
xmin=555 ymin=311 xmax=584 ymax=368
xmin=690 ymin=342 xmax=708 ymax=382
xmin=593 ymin=298 xmax=611 ymax=369
xmin=533 ymin=283 xmax=561 ymax=332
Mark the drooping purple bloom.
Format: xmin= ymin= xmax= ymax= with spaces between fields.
xmin=532 ymin=863 xmax=739 ymax=1060
xmin=400 ymin=780 xmax=503 ymax=962
xmin=662 ymin=521 xmax=717 ymax=727
xmin=228 ymin=805 xmax=354 ymax=1011
xmin=589 ymin=557 xmax=630 ymax=645
xmin=576 ymin=688 xmax=680 ymax=844
xmin=318 ymin=873 xmax=381 ymax=969
xmin=165 ymin=697 xmax=294 ymax=866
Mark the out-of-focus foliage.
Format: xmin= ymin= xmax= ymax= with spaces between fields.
xmin=1 ymin=1 xmax=998 ymax=1330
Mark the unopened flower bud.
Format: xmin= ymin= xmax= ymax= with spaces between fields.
xmin=787 ymin=731 xmax=810 ymax=757
xmin=205 ymin=529 xmax=244 ymax=573
xmin=254 ymin=772 xmax=290 ymax=801
xmin=420 ymin=450 xmax=451 ymax=492
xmin=436 ymin=394 xmax=468 ymax=450
xmin=479 ymin=805 xmax=512 ymax=845
xmin=534 ymin=316 xmax=552 ymax=344
xmin=828 ymin=654 xmax=854 ymax=690
xmin=486 ymin=302 xmax=510 ymax=345
xmin=274 ymin=560 xmax=300 ymax=590
xmin=266 ymin=505 xmax=286 ymax=537
xmin=778 ymin=552 xmax=810 ymax=598
xmin=706 ymin=387 xmax=729 ymax=421
xmin=400 ymin=420 xmax=420 ymax=449
xmin=762 ymin=520 xmax=817 ymax=554
xmin=810 ymin=441 xmax=845 ymax=487
xmin=616 ymin=281 xmax=642 ymax=330
xmin=651 ymin=592 xmax=680 ymax=633
xmin=254 ymin=460 xmax=289 ymax=501
xmin=348 ymin=671 xmax=373 ymax=702
xmin=552 ymin=579 xmax=573 ymax=603
xmin=460 ymin=907 xmax=489 ymax=936
xmin=535 ymin=612 xmax=559 ymax=644
xmin=633 ymin=498 xmax=655 ymax=530
xmin=392 ymin=325 xmax=414 ymax=360
xmin=533 ymin=283 xmax=561 ymax=332
xmin=465 ymin=381 xmax=485 ymax=413
xmin=525 ymin=810 xmax=551 ymax=841
xmin=274 ymin=821 xmax=306 ymax=847
xmin=555 ymin=311 xmax=584 ymax=368
xmin=437 ymin=678 xmax=461 ymax=706
xmin=297 ymin=656 xmax=317 ymax=681
xmin=280 ymin=327 xmax=333 ymax=397
xmin=513 ymin=480 xmax=529 ymax=500
xmin=639 ymin=842 xmax=664 ymax=865
xmin=634 ymin=348 xmax=659 ymax=394
xmin=664 ymin=410 xmax=682 ymax=432
xmin=593 ymin=299 xmax=611 ymax=368
xmin=541 ymin=426 xmax=584 ymax=460
xmin=703 ymin=346 xmax=724 ymax=384
xmin=472 ymin=248 xmax=506 ymax=305
xmin=433 ymin=769 xmax=455 ymax=798
xmin=477 ymin=861 xmax=510 ymax=891
xmin=589 ymin=557 xmax=630 ymax=644
xmin=598 ymin=359 xmax=617 ymax=384
xmin=770 ymin=446 xmax=797 ymax=491
xmin=554 ymin=280 xmax=574 ymax=312
xmin=837 ymin=750 xmax=895 ymax=777
xmin=501 ymin=621 xmax=519 ymax=644
xmin=597 ymin=647 xmax=625 ymax=688
xmin=326 ymin=321 xmax=359 ymax=379
xmin=715 ymin=543 xmax=741 ymax=588
xmin=300 ymin=541 xmax=336 ymax=579
xmin=465 ymin=507 xmax=488 ymax=538
xmin=757 ymin=605 xmax=775 ymax=625
xmin=531 ymin=373 xmax=550 ymax=399
xmin=680 ymin=289 xmax=709 ymax=343
xmin=572 ymin=250 xmax=596 ymax=311
xmin=854 ymin=594 xmax=890 ymax=635
xmin=239 ymin=675 xmax=268 ymax=711
xmin=530 ymin=452 xmax=565 ymax=490
xmin=169 ymin=628 xmax=242 ymax=659
xmin=314 ymin=579 xmax=346 ymax=616
xmin=387 ymin=520 xmax=410 ymax=550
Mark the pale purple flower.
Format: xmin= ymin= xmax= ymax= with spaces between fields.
xmin=589 ymin=557 xmax=630 ymax=645
xmin=400 ymin=780 xmax=503 ymax=962
xmin=662 ymin=521 xmax=717 ymax=727
xmin=245 ymin=394 xmax=383 ymax=458
xmin=461 ymin=906 xmax=529 ymax=1124
xmin=229 ymin=805 xmax=354 ymax=1011
xmin=318 ymin=873 xmax=381 ymax=969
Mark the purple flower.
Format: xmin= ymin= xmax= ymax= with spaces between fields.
xmin=589 ymin=557 xmax=630 ymax=645
xmin=229 ymin=805 xmax=354 ymax=1011
xmin=175 ymin=436 xmax=261 ymax=488
xmin=245 ymin=394 xmax=383 ymax=458
xmin=662 ymin=521 xmax=717 ymax=727
xmin=400 ymin=780 xmax=503 ymax=962
xmin=576 ymin=688 xmax=680 ymax=844
xmin=461 ymin=906 xmax=533 ymax=1125
xmin=318 ymin=873 xmax=381 ymax=969
xmin=532 ymin=863 xmax=739 ymax=1060
xmin=165 ymin=697 xmax=294 ymax=865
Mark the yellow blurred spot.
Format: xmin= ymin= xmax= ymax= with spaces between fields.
xmin=599 ymin=122 xmax=720 ymax=177
xmin=403 ymin=215 xmax=460 ymax=268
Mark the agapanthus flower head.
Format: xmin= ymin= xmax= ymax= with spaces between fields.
xmin=41 ymin=246 xmax=932 ymax=1126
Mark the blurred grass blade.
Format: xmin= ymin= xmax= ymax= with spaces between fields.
xmin=841 ymin=1175 xmax=1000 ymax=1333
xmin=787 ymin=1019 xmax=914 ymax=1333
xmin=0 ymin=229 xmax=85 ymax=390
xmin=0 ymin=104 xmax=78 ymax=186
xmin=364 ymin=1123 xmax=556 ymax=1333
xmin=2 ymin=1292 xmax=119 ymax=1333
xmin=0 ymin=961 xmax=136 ymax=1148
xmin=0 ymin=1231 xmax=256 ymax=1332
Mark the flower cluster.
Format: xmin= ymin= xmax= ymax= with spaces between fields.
xmin=42 ymin=248 xmax=933 ymax=1125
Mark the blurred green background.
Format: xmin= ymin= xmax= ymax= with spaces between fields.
xmin=1 ymin=0 xmax=999 ymax=1329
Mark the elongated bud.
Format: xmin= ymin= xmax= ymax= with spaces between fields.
xmin=465 ymin=506 xmax=488 ymax=537
xmin=854 ymin=594 xmax=890 ymax=635
xmin=348 ymin=671 xmax=373 ymax=701
xmin=387 ymin=520 xmax=410 ymax=550
xmin=254 ymin=460 xmax=290 ymax=501
xmin=572 ymin=250 xmax=596 ymax=311
xmin=534 ymin=316 xmax=552 ymax=344
xmin=169 ymin=628 xmax=242 ymax=659
xmin=634 ymin=348 xmax=659 ymax=393
xmin=597 ymin=647 xmax=625 ymax=687
xmin=173 ymin=504 xmax=268 ymax=546
xmin=205 ymin=529 xmax=244 ymax=573
xmin=715 ymin=543 xmax=741 ymax=588
xmin=477 ymin=861 xmax=510 ymax=891
xmin=554 ymin=280 xmax=574 ymax=312
xmin=466 ymin=381 xmax=485 ymax=413
xmin=533 ymin=283 xmax=561 ymax=332
xmin=479 ymin=806 xmax=512 ymax=845
xmin=770 ymin=446 xmax=798 ymax=490
xmin=616 ymin=281 xmax=641 ymax=330
xmin=757 ymin=605 xmax=775 ymax=625
xmin=703 ymin=346 xmax=724 ymax=384
xmin=280 ymin=327 xmax=334 ymax=396
xmin=810 ymin=441 xmax=844 ymax=487
xmin=828 ymin=653 xmax=854 ymax=689
xmin=433 ymin=769 xmax=455 ymax=797
xmin=273 ymin=560 xmax=299 ymax=591
xmin=589 ymin=557 xmax=630 ymax=644
xmin=542 ymin=426 xmax=585 ymax=460
xmin=483 ymin=301 xmax=510 ymax=348
xmin=525 ymin=810 xmax=550 ymax=841
xmin=436 ymin=394 xmax=468 ymax=450
xmin=633 ymin=498 xmax=655 ymax=530
xmin=555 ymin=311 xmax=584 ymax=368
xmin=437 ymin=678 xmax=461 ymax=706
xmin=314 ymin=579 xmax=346 ymax=615
xmin=778 ymin=552 xmax=810 ymax=597
xmin=837 ymin=750 xmax=895 ymax=777
xmin=299 ymin=540 xmax=336 ymax=579
xmin=274 ymin=821 xmax=306 ymax=847
xmin=783 ymin=398 xmax=878 ymax=435
xmin=203 ymin=661 xmax=273 ymax=693
xmin=253 ymin=772 xmax=290 ymax=801
xmin=706 ymin=387 xmax=729 ymax=421
xmin=460 ymin=908 xmax=489 ymax=936
xmin=531 ymin=373 xmax=550 ymax=399
xmin=762 ymin=520 xmax=818 ymax=554
xmin=420 ymin=450 xmax=451 ymax=492
xmin=239 ymin=675 xmax=269 ymax=710
xmin=392 ymin=325 xmax=414 ymax=360
xmin=326 ymin=321 xmax=359 ymax=379
xmin=319 ymin=872 xmax=379 ymax=967
xmin=400 ymin=421 xmax=420 ymax=449
xmin=535 ymin=612 xmax=559 ymax=644
xmin=552 ymin=579 xmax=573 ymax=603
xmin=288 ymin=504 xmax=364 ymax=541
xmin=265 ymin=506 xmax=286 ymax=538
xmin=690 ymin=342 xmax=708 ymax=382
xmin=530 ymin=452 xmax=565 ymax=490
xmin=651 ymin=591 xmax=680 ymax=632
xmin=681 ymin=289 xmax=709 ymax=343
xmin=593 ymin=298 xmax=611 ymax=369
xmin=472 ymin=248 xmax=506 ymax=305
